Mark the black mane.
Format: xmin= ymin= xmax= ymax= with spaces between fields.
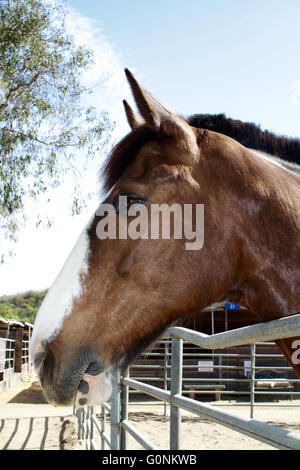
xmin=101 ymin=114 xmax=300 ymax=193
xmin=188 ymin=113 xmax=300 ymax=165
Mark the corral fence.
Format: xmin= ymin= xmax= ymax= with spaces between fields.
xmin=75 ymin=312 xmax=300 ymax=450
xmin=127 ymin=309 xmax=300 ymax=415
xmin=0 ymin=317 xmax=33 ymax=391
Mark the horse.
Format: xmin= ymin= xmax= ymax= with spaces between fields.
xmin=30 ymin=69 xmax=300 ymax=407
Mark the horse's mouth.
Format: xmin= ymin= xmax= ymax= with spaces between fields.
xmin=75 ymin=370 xmax=112 ymax=407
xmin=34 ymin=345 xmax=112 ymax=407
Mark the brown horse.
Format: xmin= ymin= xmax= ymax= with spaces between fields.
xmin=30 ymin=69 xmax=300 ymax=407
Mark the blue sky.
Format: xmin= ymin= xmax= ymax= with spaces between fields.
xmin=0 ymin=0 xmax=299 ymax=295
xmin=68 ymin=0 xmax=300 ymax=137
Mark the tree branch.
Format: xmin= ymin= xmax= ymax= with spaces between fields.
xmin=1 ymin=127 xmax=77 ymax=148
xmin=0 ymin=73 xmax=41 ymax=111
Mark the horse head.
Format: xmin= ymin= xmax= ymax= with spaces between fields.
xmin=30 ymin=70 xmax=300 ymax=406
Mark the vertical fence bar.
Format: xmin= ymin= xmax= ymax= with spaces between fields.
xmin=211 ymin=310 xmax=215 ymax=365
xmin=250 ymin=343 xmax=256 ymax=419
xmin=101 ymin=405 xmax=106 ymax=450
xmin=170 ymin=337 xmax=183 ymax=450
xmin=224 ymin=310 xmax=229 ymax=382
xmin=82 ymin=408 xmax=86 ymax=441
xmin=121 ymin=367 xmax=129 ymax=450
xmin=111 ymin=369 xmax=121 ymax=450
xmin=164 ymin=340 xmax=169 ymax=417
xmin=77 ymin=408 xmax=81 ymax=440
xmin=85 ymin=406 xmax=90 ymax=450
xmin=87 ymin=406 xmax=93 ymax=450
xmin=90 ymin=406 xmax=94 ymax=448
xmin=78 ymin=408 xmax=83 ymax=440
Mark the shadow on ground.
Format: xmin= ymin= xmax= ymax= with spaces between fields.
xmin=0 ymin=381 xmax=82 ymax=450
xmin=0 ymin=416 xmax=79 ymax=450
xmin=8 ymin=381 xmax=47 ymax=404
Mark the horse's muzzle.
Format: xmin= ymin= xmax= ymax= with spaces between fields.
xmin=34 ymin=345 xmax=110 ymax=406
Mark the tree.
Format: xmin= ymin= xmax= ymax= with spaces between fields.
xmin=0 ymin=0 xmax=111 ymax=260
xmin=0 ymin=289 xmax=47 ymax=322
xmin=0 ymin=301 xmax=21 ymax=320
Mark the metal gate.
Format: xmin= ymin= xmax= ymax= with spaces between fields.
xmin=75 ymin=313 xmax=300 ymax=450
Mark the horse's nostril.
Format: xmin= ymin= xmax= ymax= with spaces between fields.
xmin=33 ymin=351 xmax=46 ymax=369
xmin=36 ymin=346 xmax=55 ymax=378
xmin=43 ymin=354 xmax=51 ymax=370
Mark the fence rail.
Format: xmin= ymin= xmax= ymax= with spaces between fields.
xmin=76 ymin=312 xmax=300 ymax=450
xmin=128 ymin=340 xmax=300 ymax=407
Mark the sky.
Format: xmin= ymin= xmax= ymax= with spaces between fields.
xmin=0 ymin=0 xmax=299 ymax=295
xmin=68 ymin=0 xmax=300 ymax=136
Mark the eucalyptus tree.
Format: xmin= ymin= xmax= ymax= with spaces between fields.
xmin=0 ymin=0 xmax=111 ymax=260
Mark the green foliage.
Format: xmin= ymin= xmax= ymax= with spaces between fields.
xmin=0 ymin=302 xmax=22 ymax=320
xmin=0 ymin=0 xmax=112 ymax=260
xmin=0 ymin=289 xmax=47 ymax=323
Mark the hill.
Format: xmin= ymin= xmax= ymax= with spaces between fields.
xmin=0 ymin=290 xmax=47 ymax=324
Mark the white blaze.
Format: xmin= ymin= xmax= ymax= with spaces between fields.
xmin=30 ymin=219 xmax=93 ymax=360
xmin=30 ymin=202 xmax=114 ymax=406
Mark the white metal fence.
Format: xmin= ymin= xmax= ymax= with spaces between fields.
xmin=0 ymin=337 xmax=15 ymax=388
xmin=75 ymin=313 xmax=300 ymax=450
xmin=21 ymin=339 xmax=32 ymax=375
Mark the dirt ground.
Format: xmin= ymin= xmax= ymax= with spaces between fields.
xmin=1 ymin=379 xmax=300 ymax=450
xmin=0 ymin=378 xmax=83 ymax=450
xmin=93 ymin=401 xmax=300 ymax=450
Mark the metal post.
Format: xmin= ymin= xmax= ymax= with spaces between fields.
xmin=170 ymin=337 xmax=183 ymax=450
xmin=121 ymin=367 xmax=129 ymax=450
xmin=101 ymin=405 xmax=106 ymax=450
xmin=89 ymin=406 xmax=94 ymax=449
xmin=225 ymin=310 xmax=229 ymax=382
xmin=211 ymin=311 xmax=215 ymax=366
xmin=164 ymin=340 xmax=169 ymax=417
xmin=80 ymin=408 xmax=84 ymax=440
xmin=85 ymin=406 xmax=90 ymax=450
xmin=111 ymin=369 xmax=121 ymax=450
xmin=250 ymin=343 xmax=256 ymax=419
xmin=76 ymin=407 xmax=80 ymax=440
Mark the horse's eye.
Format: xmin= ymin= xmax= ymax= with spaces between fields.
xmin=127 ymin=197 xmax=145 ymax=207
xmin=113 ymin=194 xmax=147 ymax=213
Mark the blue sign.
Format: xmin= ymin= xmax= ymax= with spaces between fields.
xmin=225 ymin=302 xmax=240 ymax=310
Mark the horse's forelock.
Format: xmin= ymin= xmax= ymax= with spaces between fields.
xmin=100 ymin=126 xmax=156 ymax=194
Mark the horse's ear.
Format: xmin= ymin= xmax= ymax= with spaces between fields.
xmin=123 ymin=100 xmax=145 ymax=130
xmin=125 ymin=69 xmax=161 ymax=129
xmin=124 ymin=68 xmax=199 ymax=161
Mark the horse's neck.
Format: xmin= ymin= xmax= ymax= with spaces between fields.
xmin=221 ymin=148 xmax=300 ymax=320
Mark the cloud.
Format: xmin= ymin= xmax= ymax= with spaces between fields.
xmin=65 ymin=6 xmax=133 ymax=138
xmin=291 ymin=80 xmax=300 ymax=105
